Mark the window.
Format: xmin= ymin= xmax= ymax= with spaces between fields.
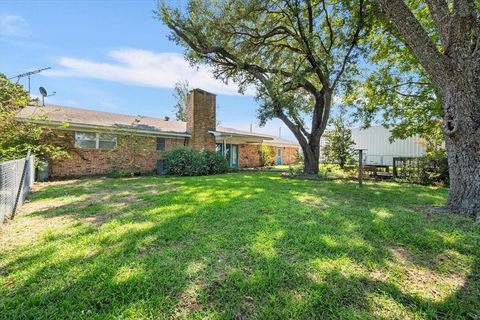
xmin=216 ymin=143 xmax=223 ymax=155
xmin=75 ymin=132 xmax=96 ymax=149
xmin=220 ymin=144 xmax=239 ymax=167
xmin=75 ymin=131 xmax=117 ymax=150
xmin=156 ymin=138 xmax=166 ymax=151
xmin=98 ymin=133 xmax=117 ymax=150
xmin=231 ymin=144 xmax=238 ymax=167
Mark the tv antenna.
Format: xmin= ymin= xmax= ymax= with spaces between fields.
xmin=39 ymin=86 xmax=56 ymax=106
xmin=9 ymin=67 xmax=51 ymax=94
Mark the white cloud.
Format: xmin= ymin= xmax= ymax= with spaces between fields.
xmin=46 ymin=48 xmax=255 ymax=96
xmin=0 ymin=14 xmax=29 ymax=37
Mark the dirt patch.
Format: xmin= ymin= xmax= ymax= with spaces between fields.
xmin=298 ymin=198 xmax=329 ymax=209
xmin=0 ymin=215 xmax=73 ymax=251
xmin=386 ymin=246 xmax=466 ymax=301
xmin=282 ymin=173 xmax=339 ymax=181
xmin=234 ymin=296 xmax=257 ymax=320
xmin=174 ymin=281 xmax=205 ymax=319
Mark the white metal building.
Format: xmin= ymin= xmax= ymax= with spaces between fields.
xmin=320 ymin=126 xmax=426 ymax=166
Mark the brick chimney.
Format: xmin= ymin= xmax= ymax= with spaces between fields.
xmin=186 ymin=88 xmax=216 ymax=151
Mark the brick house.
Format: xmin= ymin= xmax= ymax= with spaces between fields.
xmin=17 ymin=89 xmax=299 ymax=178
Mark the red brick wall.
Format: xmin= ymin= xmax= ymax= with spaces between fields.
xmin=50 ymin=131 xmax=184 ymax=178
xmin=281 ymin=146 xmax=299 ymax=165
xmin=186 ymin=89 xmax=216 ymax=151
xmin=238 ymin=144 xmax=299 ymax=167
xmin=239 ymin=144 xmax=262 ymax=167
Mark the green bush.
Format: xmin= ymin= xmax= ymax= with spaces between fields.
xmin=164 ymin=147 xmax=208 ymax=176
xmin=415 ymin=150 xmax=449 ymax=186
xmin=287 ymin=163 xmax=304 ymax=176
xmin=394 ymin=150 xmax=449 ymax=186
xmin=107 ymin=168 xmax=128 ymax=178
xmin=202 ymin=150 xmax=228 ymax=174
xmin=164 ymin=147 xmax=228 ymax=176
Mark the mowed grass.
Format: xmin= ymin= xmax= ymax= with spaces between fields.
xmin=0 ymin=173 xmax=479 ymax=319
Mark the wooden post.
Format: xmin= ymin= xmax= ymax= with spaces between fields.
xmin=393 ymin=157 xmax=397 ymax=178
xmin=356 ymin=149 xmax=366 ymax=187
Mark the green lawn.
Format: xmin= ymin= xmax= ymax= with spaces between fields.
xmin=0 ymin=173 xmax=478 ymax=319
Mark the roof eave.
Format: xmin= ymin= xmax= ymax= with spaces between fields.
xmin=209 ymin=130 xmax=274 ymax=141
xmin=16 ymin=117 xmax=191 ymax=138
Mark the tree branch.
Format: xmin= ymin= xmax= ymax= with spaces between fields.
xmin=322 ymin=0 xmax=334 ymax=53
xmin=332 ymin=0 xmax=365 ymax=88
xmin=377 ymin=0 xmax=453 ymax=89
xmin=425 ymin=0 xmax=452 ymax=49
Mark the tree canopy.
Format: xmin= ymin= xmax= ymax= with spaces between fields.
xmin=0 ymin=72 xmax=70 ymax=162
xmin=172 ymin=80 xmax=189 ymax=122
xmin=159 ymin=0 xmax=372 ymax=174
xmin=345 ymin=1 xmax=443 ymax=145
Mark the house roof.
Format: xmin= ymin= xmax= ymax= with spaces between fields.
xmin=17 ymin=104 xmax=299 ymax=146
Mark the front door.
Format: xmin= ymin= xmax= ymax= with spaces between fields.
xmin=277 ymin=147 xmax=282 ymax=165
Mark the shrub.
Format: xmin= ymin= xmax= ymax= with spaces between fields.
xmin=202 ymin=150 xmax=228 ymax=174
xmin=107 ymin=168 xmax=129 ymax=178
xmin=259 ymin=143 xmax=275 ymax=167
xmin=394 ymin=150 xmax=449 ymax=186
xmin=164 ymin=147 xmax=228 ymax=176
xmin=415 ymin=150 xmax=449 ymax=186
xmin=164 ymin=147 xmax=208 ymax=176
xmin=287 ymin=163 xmax=304 ymax=176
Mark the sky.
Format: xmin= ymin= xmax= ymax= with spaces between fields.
xmin=0 ymin=0 xmax=295 ymax=141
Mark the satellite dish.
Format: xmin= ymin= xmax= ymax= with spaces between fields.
xmin=39 ymin=87 xmax=48 ymax=97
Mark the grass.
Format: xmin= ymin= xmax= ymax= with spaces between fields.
xmin=0 ymin=172 xmax=479 ymax=319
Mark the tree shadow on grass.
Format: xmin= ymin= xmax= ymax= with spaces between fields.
xmin=0 ymin=173 xmax=478 ymax=319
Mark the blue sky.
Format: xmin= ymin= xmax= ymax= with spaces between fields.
xmin=0 ymin=0 xmax=295 ymax=140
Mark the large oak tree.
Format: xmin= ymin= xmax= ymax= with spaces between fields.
xmin=376 ymin=0 xmax=479 ymax=217
xmin=159 ymin=0 xmax=369 ymax=174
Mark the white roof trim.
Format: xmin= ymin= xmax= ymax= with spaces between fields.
xmin=209 ymin=130 xmax=274 ymax=141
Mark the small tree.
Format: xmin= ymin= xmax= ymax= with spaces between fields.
xmin=259 ymin=143 xmax=275 ymax=167
xmin=108 ymin=119 xmax=157 ymax=176
xmin=322 ymin=117 xmax=355 ymax=169
xmin=172 ymin=80 xmax=189 ymax=122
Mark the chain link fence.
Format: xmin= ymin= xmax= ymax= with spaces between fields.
xmin=0 ymin=154 xmax=35 ymax=223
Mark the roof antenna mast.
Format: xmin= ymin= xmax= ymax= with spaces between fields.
xmin=9 ymin=67 xmax=51 ymax=94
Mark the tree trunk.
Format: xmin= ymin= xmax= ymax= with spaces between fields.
xmin=442 ymin=78 xmax=480 ymax=218
xmin=301 ymin=141 xmax=320 ymax=175
xmin=376 ymin=0 xmax=480 ymax=220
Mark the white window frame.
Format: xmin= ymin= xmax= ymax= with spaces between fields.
xmin=75 ymin=131 xmax=117 ymax=150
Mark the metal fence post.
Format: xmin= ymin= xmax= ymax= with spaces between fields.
xmin=11 ymin=150 xmax=31 ymax=219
